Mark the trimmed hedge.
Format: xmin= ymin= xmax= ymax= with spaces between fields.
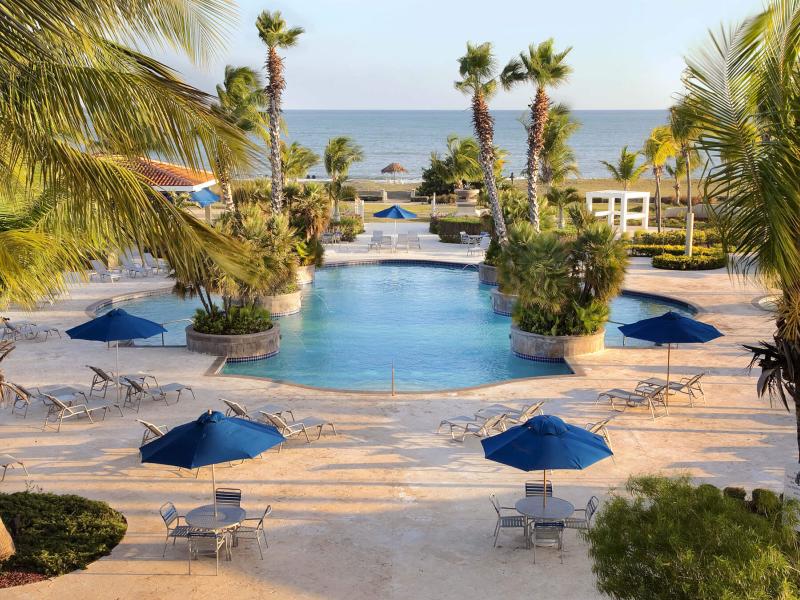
xmin=652 ymin=252 xmax=727 ymax=270
xmin=628 ymin=244 xmax=723 ymax=257
xmin=335 ymin=215 xmax=365 ymax=242
xmin=0 ymin=492 xmax=127 ymax=577
xmin=633 ymin=229 xmax=721 ymax=246
xmin=430 ymin=215 xmax=491 ymax=243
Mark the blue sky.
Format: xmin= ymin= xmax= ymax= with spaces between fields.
xmin=157 ymin=0 xmax=763 ymax=110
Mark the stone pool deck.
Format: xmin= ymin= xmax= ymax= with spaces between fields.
xmin=0 ymin=225 xmax=790 ymax=600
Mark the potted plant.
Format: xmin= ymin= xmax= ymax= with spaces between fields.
xmin=287 ymin=183 xmax=328 ymax=284
xmin=507 ymin=220 xmax=628 ymax=360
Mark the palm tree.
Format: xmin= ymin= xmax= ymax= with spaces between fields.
xmin=213 ymin=66 xmax=268 ymax=213
xmin=281 ymin=142 xmax=320 ymax=185
xmin=324 ymin=137 xmax=364 ymax=222
xmin=643 ymin=125 xmax=679 ymax=232
xmin=501 ymin=40 xmax=572 ymax=232
xmin=669 ymin=100 xmax=702 ymax=255
xmin=601 ymin=146 xmax=648 ymax=191
xmin=665 ymin=157 xmax=685 ymax=208
xmin=546 ymin=187 xmax=580 ymax=229
xmin=540 ymin=104 xmax=580 ymax=186
xmin=256 ymin=10 xmax=304 ymax=212
xmin=682 ymin=0 xmax=800 ymax=457
xmin=455 ymin=42 xmax=508 ymax=244
xmin=0 ymin=0 xmax=256 ymax=309
xmin=443 ymin=135 xmax=483 ymax=187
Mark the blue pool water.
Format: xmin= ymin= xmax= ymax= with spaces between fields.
xmin=99 ymin=264 xmax=693 ymax=391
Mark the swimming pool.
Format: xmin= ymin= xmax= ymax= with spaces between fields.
xmin=98 ymin=263 xmax=694 ymax=392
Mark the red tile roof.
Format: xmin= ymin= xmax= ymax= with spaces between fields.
xmin=108 ymin=157 xmax=216 ymax=190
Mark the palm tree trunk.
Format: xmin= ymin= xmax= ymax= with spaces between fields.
xmin=267 ymin=47 xmax=285 ymax=212
xmin=558 ymin=206 xmax=564 ymax=229
xmin=219 ymin=166 xmax=234 ymax=213
xmin=684 ymin=149 xmax=694 ymax=256
xmin=654 ymin=167 xmax=662 ymax=233
xmin=528 ymin=87 xmax=549 ymax=232
xmin=471 ymin=90 xmax=507 ymax=244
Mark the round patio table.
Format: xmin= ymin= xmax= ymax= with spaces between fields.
xmin=185 ymin=504 xmax=246 ymax=531
xmin=515 ymin=497 xmax=575 ymax=549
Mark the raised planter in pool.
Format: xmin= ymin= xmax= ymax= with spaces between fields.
xmin=510 ymin=325 xmax=605 ymax=361
xmin=297 ymin=265 xmax=315 ymax=285
xmin=491 ymin=289 xmax=517 ymax=316
xmin=255 ymin=290 xmax=302 ymax=316
xmin=478 ymin=262 xmax=498 ymax=286
xmin=186 ymin=324 xmax=280 ymax=360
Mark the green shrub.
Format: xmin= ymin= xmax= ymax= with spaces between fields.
xmin=628 ymin=244 xmax=722 ymax=257
xmin=652 ymin=252 xmax=727 ymax=270
xmin=723 ymin=486 xmax=747 ymax=502
xmin=483 ymin=237 xmax=502 ymax=266
xmin=335 ymin=215 xmax=364 ymax=242
xmin=432 ymin=215 xmax=491 ymax=243
xmin=295 ymin=238 xmax=324 ymax=267
xmin=193 ymin=305 xmax=272 ymax=335
xmin=633 ymin=229 xmax=721 ymax=247
xmin=586 ymin=475 xmax=800 ymax=600
xmin=0 ymin=492 xmax=127 ymax=577
xmin=752 ymin=488 xmax=782 ymax=518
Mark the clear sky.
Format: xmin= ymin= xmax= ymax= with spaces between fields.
xmin=157 ymin=0 xmax=764 ymax=110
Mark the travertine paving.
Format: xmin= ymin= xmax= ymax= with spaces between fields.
xmin=0 ymin=226 xmax=789 ymax=599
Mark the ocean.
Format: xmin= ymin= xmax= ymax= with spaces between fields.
xmin=264 ymin=109 xmax=669 ymax=181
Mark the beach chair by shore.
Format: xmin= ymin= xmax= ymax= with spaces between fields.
xmin=137 ymin=419 xmax=169 ymax=445
xmin=2 ymin=319 xmax=60 ymax=342
xmin=42 ymin=395 xmax=108 ymax=432
xmin=596 ymin=385 xmax=668 ymax=420
xmin=637 ymin=373 xmax=706 ymax=407
xmin=221 ymin=398 xmax=295 ymax=423
xmin=476 ymin=401 xmax=545 ymax=424
xmin=586 ymin=416 xmax=615 ymax=450
xmin=437 ymin=414 xmax=507 ymax=441
xmin=408 ymin=233 xmax=421 ymax=249
xmin=123 ymin=377 xmax=193 ymax=412
xmin=395 ymin=233 xmax=409 ymax=252
xmin=368 ymin=231 xmax=383 ymax=251
xmin=89 ymin=260 xmax=121 ymax=282
xmin=259 ymin=412 xmax=337 ymax=448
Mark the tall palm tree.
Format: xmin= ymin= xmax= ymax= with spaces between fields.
xmin=455 ymin=42 xmax=508 ymax=244
xmin=683 ymin=0 xmax=800 ymax=457
xmin=540 ymin=104 xmax=580 ymax=186
xmin=546 ymin=187 xmax=580 ymax=229
xmin=643 ymin=125 xmax=679 ymax=232
xmin=324 ymin=136 xmax=364 ymax=222
xmin=443 ymin=135 xmax=483 ymax=187
xmin=601 ymin=146 xmax=648 ymax=191
xmin=665 ymin=157 xmax=686 ymax=208
xmin=669 ymin=100 xmax=701 ymax=255
xmin=501 ymin=40 xmax=572 ymax=232
xmin=281 ymin=141 xmax=320 ymax=185
xmin=213 ymin=66 xmax=268 ymax=213
xmin=256 ymin=10 xmax=304 ymax=212
xmin=0 ymin=0 xmax=256 ymax=309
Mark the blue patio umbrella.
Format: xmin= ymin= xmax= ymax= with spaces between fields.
xmin=619 ymin=311 xmax=723 ymax=403
xmin=373 ymin=204 xmax=417 ymax=233
xmin=140 ymin=410 xmax=286 ymax=512
xmin=66 ymin=309 xmax=166 ymax=405
xmin=482 ymin=415 xmax=613 ymax=506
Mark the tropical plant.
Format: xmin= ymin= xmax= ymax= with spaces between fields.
xmin=643 ymin=125 xmax=679 ymax=232
xmin=0 ymin=0 xmax=257 ymax=310
xmin=212 ymin=66 xmax=268 ymax=213
xmin=669 ymin=100 xmax=703 ymax=255
xmin=586 ymin=475 xmax=800 ymax=600
xmin=665 ymin=156 xmax=685 ymax=207
xmin=455 ymin=42 xmax=508 ymax=244
xmin=501 ymin=40 xmax=572 ymax=231
xmin=505 ymin=221 xmax=627 ymax=336
xmin=540 ymin=104 xmax=580 ymax=185
xmin=193 ymin=304 xmax=272 ymax=336
xmin=281 ymin=141 xmax=319 ymax=184
xmin=601 ymin=146 xmax=648 ymax=191
xmin=681 ymin=0 xmax=800 ymax=458
xmin=323 ymin=136 xmax=364 ymax=222
xmin=256 ymin=10 xmax=304 ymax=212
xmin=287 ymin=183 xmax=329 ymax=241
xmin=546 ymin=186 xmax=580 ymax=229
xmin=443 ymin=135 xmax=483 ymax=187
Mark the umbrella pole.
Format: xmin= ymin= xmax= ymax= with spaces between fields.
xmin=115 ymin=343 xmax=120 ymax=409
xmin=543 ymin=470 xmax=547 ymax=508
xmin=212 ymin=463 xmax=217 ymax=517
xmin=665 ymin=344 xmax=671 ymax=407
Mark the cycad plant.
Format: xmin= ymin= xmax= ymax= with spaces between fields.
xmin=643 ymin=126 xmax=678 ymax=232
xmin=455 ymin=42 xmax=508 ymax=244
xmin=682 ymin=0 xmax=800 ymax=457
xmin=324 ymin=136 xmax=364 ymax=222
xmin=501 ymin=40 xmax=572 ymax=231
xmin=1 ymin=0 xmax=257 ymax=309
xmin=546 ymin=187 xmax=580 ymax=229
xmin=256 ymin=10 xmax=304 ymax=212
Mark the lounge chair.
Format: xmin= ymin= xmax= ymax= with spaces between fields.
xmin=395 ymin=233 xmax=409 ymax=252
xmin=143 ymin=252 xmax=170 ymax=274
xmin=87 ymin=366 xmax=155 ymax=398
xmin=3 ymin=382 xmax=35 ymax=418
xmin=585 ymin=416 xmax=615 ymax=450
xmin=476 ymin=401 xmax=545 ymax=424
xmin=89 ymin=259 xmax=121 ymax=282
xmin=159 ymin=502 xmax=190 ymax=557
xmin=408 ymin=233 xmax=421 ymax=249
xmin=137 ymin=419 xmax=169 ymax=445
xmin=368 ymin=231 xmax=383 ymax=251
xmin=259 ymin=411 xmax=337 ymax=448
xmin=123 ymin=377 xmax=194 ymax=412
xmin=490 ymin=494 xmax=526 ymax=547
xmin=637 ymin=373 xmax=706 ymax=407
xmin=531 ymin=521 xmax=565 ymax=564
xmin=564 ymin=496 xmax=599 ymax=531
xmin=42 ymin=394 xmax=107 ymax=432
xmin=221 ymin=398 xmax=295 ymax=423
xmin=596 ymin=384 xmax=668 ymax=420
xmin=524 ymin=481 xmax=554 ymax=497
xmin=233 ymin=506 xmax=272 ymax=559
xmin=119 ymin=255 xmax=150 ymax=278
xmin=436 ymin=414 xmax=507 ymax=441
xmin=2 ymin=319 xmax=60 ymax=341
xmin=0 ymin=455 xmax=29 ymax=481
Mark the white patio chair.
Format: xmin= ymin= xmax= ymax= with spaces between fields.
xmin=531 ymin=521 xmax=565 ymax=564
xmin=89 ymin=259 xmax=121 ymax=282
xmin=395 ymin=233 xmax=409 ymax=252
xmin=490 ymin=494 xmax=526 ymax=548
xmin=564 ymin=496 xmax=599 ymax=531
xmin=234 ymin=506 xmax=272 ymax=559
xmin=159 ymin=502 xmax=190 ymax=557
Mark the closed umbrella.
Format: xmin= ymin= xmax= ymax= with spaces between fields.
xmin=619 ymin=311 xmax=723 ymax=404
xmin=373 ymin=204 xmax=417 ymax=233
xmin=481 ymin=415 xmax=612 ymax=507
xmin=66 ymin=309 xmax=166 ymax=406
xmin=140 ymin=410 xmax=285 ymax=515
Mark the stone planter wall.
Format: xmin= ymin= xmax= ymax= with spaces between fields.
xmin=455 ymin=189 xmax=479 ymax=201
xmin=478 ymin=262 xmax=498 ymax=286
xmin=186 ymin=324 xmax=280 ymax=360
xmin=255 ymin=290 xmax=302 ymax=316
xmin=510 ymin=325 xmax=605 ymax=361
xmin=296 ymin=265 xmax=315 ymax=285
xmin=491 ymin=289 xmax=518 ymax=316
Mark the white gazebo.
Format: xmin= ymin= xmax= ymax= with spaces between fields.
xmin=585 ymin=190 xmax=650 ymax=233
